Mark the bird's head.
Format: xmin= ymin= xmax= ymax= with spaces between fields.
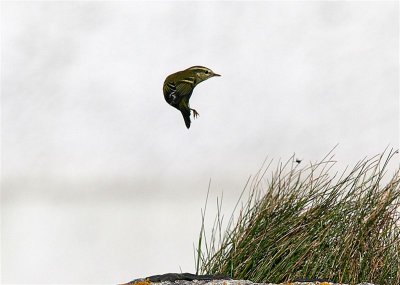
xmin=186 ymin=66 xmax=221 ymax=83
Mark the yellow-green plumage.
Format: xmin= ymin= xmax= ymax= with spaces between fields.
xmin=163 ymin=66 xmax=220 ymax=129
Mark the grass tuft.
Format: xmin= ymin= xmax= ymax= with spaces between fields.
xmin=195 ymin=149 xmax=400 ymax=285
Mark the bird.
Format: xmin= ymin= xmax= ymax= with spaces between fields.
xmin=163 ymin=66 xmax=221 ymax=128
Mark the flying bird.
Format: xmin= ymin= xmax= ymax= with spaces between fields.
xmin=163 ymin=66 xmax=221 ymax=128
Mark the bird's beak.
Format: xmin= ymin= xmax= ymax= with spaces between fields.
xmin=213 ymin=73 xmax=221 ymax=77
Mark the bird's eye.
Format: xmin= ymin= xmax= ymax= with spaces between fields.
xmin=205 ymin=70 xmax=209 ymax=74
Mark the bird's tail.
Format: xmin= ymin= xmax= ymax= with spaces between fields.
xmin=181 ymin=110 xmax=191 ymax=129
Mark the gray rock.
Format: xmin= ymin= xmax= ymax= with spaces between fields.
xmin=119 ymin=273 xmax=377 ymax=285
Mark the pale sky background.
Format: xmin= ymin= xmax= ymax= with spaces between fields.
xmin=1 ymin=1 xmax=399 ymax=284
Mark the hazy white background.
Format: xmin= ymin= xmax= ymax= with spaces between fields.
xmin=1 ymin=1 xmax=398 ymax=284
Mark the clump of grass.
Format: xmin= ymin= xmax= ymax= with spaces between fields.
xmin=195 ymin=149 xmax=400 ymax=285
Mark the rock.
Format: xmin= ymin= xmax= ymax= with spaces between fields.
xmin=119 ymin=273 xmax=377 ymax=285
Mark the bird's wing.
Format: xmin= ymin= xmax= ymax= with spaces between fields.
xmin=175 ymin=77 xmax=195 ymax=97
xmin=163 ymin=81 xmax=176 ymax=96
xmin=163 ymin=77 xmax=194 ymax=105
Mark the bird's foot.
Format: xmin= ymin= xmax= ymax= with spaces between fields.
xmin=191 ymin=109 xmax=200 ymax=119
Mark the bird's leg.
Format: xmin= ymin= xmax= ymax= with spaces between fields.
xmin=190 ymin=108 xmax=199 ymax=119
